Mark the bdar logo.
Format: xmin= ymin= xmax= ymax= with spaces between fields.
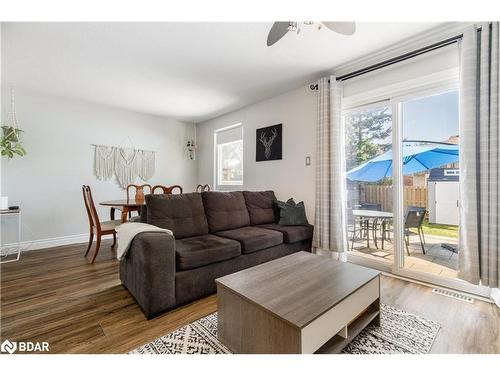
xmin=0 ymin=339 xmax=49 ymax=353
xmin=1 ymin=339 xmax=17 ymax=354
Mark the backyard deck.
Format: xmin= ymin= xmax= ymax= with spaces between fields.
xmin=350 ymin=234 xmax=459 ymax=278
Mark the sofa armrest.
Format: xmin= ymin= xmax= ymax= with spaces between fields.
xmin=119 ymin=232 xmax=176 ymax=319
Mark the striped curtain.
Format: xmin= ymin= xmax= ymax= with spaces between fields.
xmin=459 ymin=22 xmax=500 ymax=305
xmin=312 ymin=77 xmax=348 ymax=257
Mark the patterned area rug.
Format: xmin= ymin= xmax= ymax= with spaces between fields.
xmin=130 ymin=304 xmax=440 ymax=354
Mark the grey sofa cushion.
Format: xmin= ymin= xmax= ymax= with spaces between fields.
xmin=174 ymin=240 xmax=311 ymax=306
xmin=175 ymin=234 xmax=241 ymax=271
xmin=243 ymin=190 xmax=277 ymax=225
xmin=257 ymin=223 xmax=314 ymax=243
xmin=146 ymin=193 xmax=209 ymax=239
xmin=201 ymin=191 xmax=250 ymax=233
xmin=215 ymin=226 xmax=283 ymax=254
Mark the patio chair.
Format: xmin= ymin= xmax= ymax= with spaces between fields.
xmin=347 ymin=208 xmax=369 ymax=251
xmin=404 ymin=206 xmax=427 ymax=255
xmin=380 ymin=218 xmax=393 ymax=249
xmin=360 ymin=202 xmax=386 ymax=249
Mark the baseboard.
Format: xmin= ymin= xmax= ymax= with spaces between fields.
xmin=383 ymin=272 xmax=493 ymax=304
xmin=1 ymin=233 xmax=90 ymax=254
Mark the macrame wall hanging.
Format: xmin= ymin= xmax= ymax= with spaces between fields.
xmin=93 ymin=144 xmax=156 ymax=189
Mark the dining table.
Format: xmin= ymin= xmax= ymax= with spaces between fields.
xmin=99 ymin=199 xmax=144 ymax=223
xmin=352 ymin=209 xmax=393 ymax=249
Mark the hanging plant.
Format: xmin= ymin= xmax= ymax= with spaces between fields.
xmin=186 ymin=139 xmax=197 ymax=160
xmin=1 ymin=125 xmax=27 ymax=159
xmin=2 ymin=88 xmax=27 ymax=159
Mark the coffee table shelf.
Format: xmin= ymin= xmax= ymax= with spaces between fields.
xmin=315 ymin=300 xmax=380 ymax=354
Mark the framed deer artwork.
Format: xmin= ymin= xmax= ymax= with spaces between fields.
xmin=256 ymin=123 xmax=282 ymax=162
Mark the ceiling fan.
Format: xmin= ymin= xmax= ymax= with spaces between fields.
xmin=266 ymin=21 xmax=356 ymax=46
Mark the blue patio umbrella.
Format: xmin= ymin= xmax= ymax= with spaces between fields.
xmin=347 ymin=144 xmax=459 ymax=182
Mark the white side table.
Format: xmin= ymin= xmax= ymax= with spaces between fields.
xmin=0 ymin=208 xmax=22 ymax=263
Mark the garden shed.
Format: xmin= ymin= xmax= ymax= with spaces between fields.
xmin=427 ymin=168 xmax=460 ymax=225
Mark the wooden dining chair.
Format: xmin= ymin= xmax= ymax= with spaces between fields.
xmin=125 ymin=184 xmax=152 ymax=218
xmin=196 ymin=184 xmax=211 ymax=192
xmin=152 ymin=185 xmax=183 ymax=194
xmin=82 ymin=185 xmax=120 ymax=264
xmin=126 ymin=184 xmax=152 ymax=203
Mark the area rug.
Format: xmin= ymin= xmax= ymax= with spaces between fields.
xmin=130 ymin=304 xmax=440 ymax=354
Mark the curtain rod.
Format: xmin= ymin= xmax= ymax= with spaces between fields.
xmin=310 ymin=32 xmax=467 ymax=90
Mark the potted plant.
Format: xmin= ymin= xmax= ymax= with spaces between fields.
xmin=1 ymin=125 xmax=27 ymax=159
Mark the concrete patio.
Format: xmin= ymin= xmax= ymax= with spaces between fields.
xmin=350 ymin=233 xmax=459 ymax=278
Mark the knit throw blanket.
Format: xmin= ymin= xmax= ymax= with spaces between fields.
xmin=115 ymin=222 xmax=172 ymax=260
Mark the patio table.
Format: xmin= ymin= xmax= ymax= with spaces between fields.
xmin=352 ymin=210 xmax=393 ymax=249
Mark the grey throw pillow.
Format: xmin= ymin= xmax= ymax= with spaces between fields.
xmin=273 ymin=198 xmax=294 ymax=223
xmin=277 ymin=199 xmax=309 ymax=226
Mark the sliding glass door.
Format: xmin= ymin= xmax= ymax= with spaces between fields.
xmin=344 ymin=102 xmax=394 ymax=269
xmin=400 ymin=90 xmax=460 ymax=280
xmin=344 ymin=89 xmax=490 ymax=298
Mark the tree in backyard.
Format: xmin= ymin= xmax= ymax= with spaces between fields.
xmin=345 ymin=107 xmax=392 ymax=170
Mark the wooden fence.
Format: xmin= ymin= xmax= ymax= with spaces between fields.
xmin=359 ymin=185 xmax=428 ymax=212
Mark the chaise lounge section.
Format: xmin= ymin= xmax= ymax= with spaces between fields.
xmin=120 ymin=190 xmax=313 ymax=319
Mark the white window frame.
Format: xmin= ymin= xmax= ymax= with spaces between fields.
xmin=213 ymin=123 xmax=243 ymax=191
xmin=343 ymin=74 xmax=491 ymax=299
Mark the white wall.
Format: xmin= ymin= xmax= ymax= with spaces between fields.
xmin=1 ymin=88 xmax=196 ymax=245
xmin=196 ymin=85 xmax=317 ymax=222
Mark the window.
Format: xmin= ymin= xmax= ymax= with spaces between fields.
xmin=444 ymin=169 xmax=459 ymax=176
xmin=215 ymin=124 xmax=243 ymax=189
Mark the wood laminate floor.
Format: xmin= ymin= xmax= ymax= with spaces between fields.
xmin=1 ymin=241 xmax=499 ymax=354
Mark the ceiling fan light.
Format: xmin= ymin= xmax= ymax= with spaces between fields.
xmin=287 ymin=22 xmax=297 ymax=32
xmin=321 ymin=22 xmax=356 ymax=35
xmin=267 ymin=20 xmax=355 ymax=46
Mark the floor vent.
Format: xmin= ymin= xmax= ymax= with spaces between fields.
xmin=432 ymin=288 xmax=474 ymax=303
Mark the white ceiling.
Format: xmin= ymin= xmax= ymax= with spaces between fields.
xmin=2 ymin=22 xmax=441 ymax=122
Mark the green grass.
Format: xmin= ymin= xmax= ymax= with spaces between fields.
xmin=421 ymin=219 xmax=459 ymax=238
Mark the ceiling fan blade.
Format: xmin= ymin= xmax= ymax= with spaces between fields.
xmin=267 ymin=22 xmax=290 ymax=46
xmin=322 ymin=22 xmax=356 ymax=35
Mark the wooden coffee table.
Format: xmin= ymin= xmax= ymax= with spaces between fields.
xmin=216 ymin=251 xmax=381 ymax=354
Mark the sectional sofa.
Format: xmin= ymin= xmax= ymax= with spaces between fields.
xmin=120 ymin=190 xmax=313 ymax=318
